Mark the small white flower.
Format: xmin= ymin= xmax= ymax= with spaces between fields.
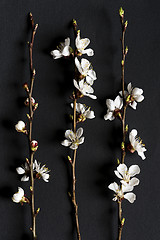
xmin=75 ymin=57 xmax=97 ymax=85
xmin=15 ymin=121 xmax=26 ymax=133
xmin=75 ymin=31 xmax=94 ymax=56
xmin=71 ymin=103 xmax=95 ymax=122
xmin=120 ymin=82 xmax=144 ymax=110
xmin=73 ymin=79 xmax=97 ymax=99
xmin=12 ymin=187 xmax=26 ymax=203
xmin=104 ymin=96 xmax=123 ymax=121
xmin=114 ymin=163 xmax=140 ymax=187
xmin=33 ymin=160 xmax=50 ymax=182
xmin=108 ymin=182 xmax=136 ymax=203
xmin=129 ymin=129 xmax=146 ymax=160
xmin=61 ymin=128 xmax=85 ymax=150
xmin=51 ymin=38 xmax=71 ymax=59
xmin=16 ymin=162 xmax=30 ymax=182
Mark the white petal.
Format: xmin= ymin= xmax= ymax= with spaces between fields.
xmin=65 ymin=129 xmax=75 ymax=141
xmin=61 ymin=139 xmax=71 ymax=147
xmin=114 ymin=96 xmax=123 ymax=109
xmin=76 ymin=127 xmax=83 ymax=138
xmin=42 ymin=173 xmax=50 ymax=182
xmin=124 ymin=193 xmax=136 ymax=203
xmin=79 ymin=137 xmax=85 ymax=145
xmin=117 ymin=164 xmax=127 ymax=178
xmin=75 ymin=57 xmax=83 ymax=74
xmin=129 ymin=177 xmax=140 ymax=187
xmin=132 ymin=87 xmax=143 ymax=96
xmin=129 ymin=101 xmax=137 ymax=110
xmin=62 ymin=46 xmax=70 ymax=56
xmin=108 ymin=182 xmax=119 ymax=193
xmin=82 ymin=48 xmax=94 ymax=56
xmin=77 ymin=103 xmax=85 ymax=114
xmin=128 ymin=165 xmax=140 ymax=177
xmin=50 ymin=50 xmax=62 ymax=59
xmin=114 ymin=170 xmax=123 ymax=179
xmin=85 ymin=110 xmax=95 ymax=119
xmin=137 ymin=150 xmax=146 ymax=160
xmin=129 ymin=129 xmax=138 ymax=142
xmin=127 ymin=82 xmax=132 ymax=93
xmin=64 ymin=37 xmax=70 ymax=46
xmin=81 ymin=58 xmax=90 ymax=72
xmin=87 ymin=69 xmax=97 ymax=80
xmin=86 ymin=76 xmax=94 ymax=85
xmin=122 ymin=184 xmax=133 ymax=193
xmin=134 ymin=95 xmax=144 ymax=102
xmin=86 ymin=93 xmax=97 ymax=99
xmin=16 ymin=167 xmax=25 ymax=175
xmin=104 ymin=111 xmax=115 ymax=121
xmin=21 ymin=176 xmax=29 ymax=182
xmin=73 ymin=79 xmax=80 ymax=91
xmin=106 ymin=99 xmax=115 ymax=111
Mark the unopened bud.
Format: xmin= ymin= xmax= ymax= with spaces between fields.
xmin=121 ymin=218 xmax=125 ymax=226
xmin=125 ymin=46 xmax=128 ymax=55
xmin=36 ymin=208 xmax=40 ymax=214
xmin=125 ymin=125 xmax=128 ymax=132
xmin=124 ymin=21 xmax=128 ymax=29
xmin=23 ymin=83 xmax=29 ymax=93
xmin=121 ymin=60 xmax=124 ymax=66
xmin=30 ymin=140 xmax=38 ymax=152
xmin=68 ymin=156 xmax=72 ymax=164
xmin=117 ymin=158 xmax=120 ymax=165
xmin=121 ymin=142 xmax=125 ymax=150
xmin=119 ymin=7 xmax=124 ymax=17
xmin=33 ymin=69 xmax=36 ymax=76
xmin=33 ymin=103 xmax=38 ymax=111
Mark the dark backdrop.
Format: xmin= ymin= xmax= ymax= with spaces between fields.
xmin=0 ymin=0 xmax=159 ymax=239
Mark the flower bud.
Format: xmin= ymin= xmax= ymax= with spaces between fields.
xmin=15 ymin=121 xmax=27 ymax=133
xmin=23 ymin=83 xmax=29 ymax=93
xmin=24 ymin=97 xmax=35 ymax=107
xmin=30 ymin=140 xmax=38 ymax=152
xmin=119 ymin=7 xmax=124 ymax=18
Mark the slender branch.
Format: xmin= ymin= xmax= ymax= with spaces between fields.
xmin=118 ymin=11 xmax=127 ymax=240
xmin=118 ymin=201 xmax=123 ymax=240
xmin=28 ymin=13 xmax=38 ymax=240
xmin=71 ymin=97 xmax=81 ymax=240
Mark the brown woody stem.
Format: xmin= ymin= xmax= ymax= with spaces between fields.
xmin=71 ymin=98 xmax=81 ymax=240
xmin=118 ymin=14 xmax=127 ymax=240
xmin=28 ymin=13 xmax=38 ymax=240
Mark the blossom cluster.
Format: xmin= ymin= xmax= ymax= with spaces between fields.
xmin=105 ymin=82 xmax=146 ymax=203
xmin=12 ymin=90 xmax=50 ymax=204
xmin=51 ymin=20 xmax=97 ymax=151
xmin=108 ymin=163 xmax=140 ymax=203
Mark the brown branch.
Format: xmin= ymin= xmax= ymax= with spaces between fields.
xmin=71 ymin=98 xmax=81 ymax=240
xmin=28 ymin=13 xmax=38 ymax=240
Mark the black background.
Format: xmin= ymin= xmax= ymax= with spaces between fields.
xmin=0 ymin=0 xmax=159 ymax=239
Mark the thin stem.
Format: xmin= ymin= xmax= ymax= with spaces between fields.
xmin=72 ymin=98 xmax=81 ymax=240
xmin=118 ymin=202 xmax=123 ymax=240
xmin=118 ymin=15 xmax=127 ymax=240
xmin=28 ymin=13 xmax=38 ymax=240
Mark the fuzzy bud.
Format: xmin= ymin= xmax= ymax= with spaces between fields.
xmin=119 ymin=7 xmax=124 ymax=18
xmin=23 ymin=83 xmax=29 ymax=93
xmin=15 ymin=121 xmax=27 ymax=134
xmin=30 ymin=140 xmax=38 ymax=152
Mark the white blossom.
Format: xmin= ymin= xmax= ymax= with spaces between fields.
xmin=108 ymin=182 xmax=136 ymax=203
xmin=104 ymin=96 xmax=123 ymax=121
xmin=61 ymin=128 xmax=85 ymax=150
xmin=114 ymin=163 xmax=140 ymax=187
xmin=12 ymin=187 xmax=25 ymax=203
xmin=33 ymin=160 xmax=50 ymax=182
xmin=71 ymin=103 xmax=95 ymax=121
xmin=73 ymin=79 xmax=97 ymax=99
xmin=75 ymin=57 xmax=96 ymax=85
xmin=75 ymin=31 xmax=94 ymax=56
xmin=129 ymin=129 xmax=146 ymax=160
xmin=51 ymin=38 xmax=71 ymax=59
xmin=120 ymin=82 xmax=144 ymax=110
xmin=15 ymin=121 xmax=26 ymax=133
xmin=16 ymin=162 xmax=30 ymax=182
